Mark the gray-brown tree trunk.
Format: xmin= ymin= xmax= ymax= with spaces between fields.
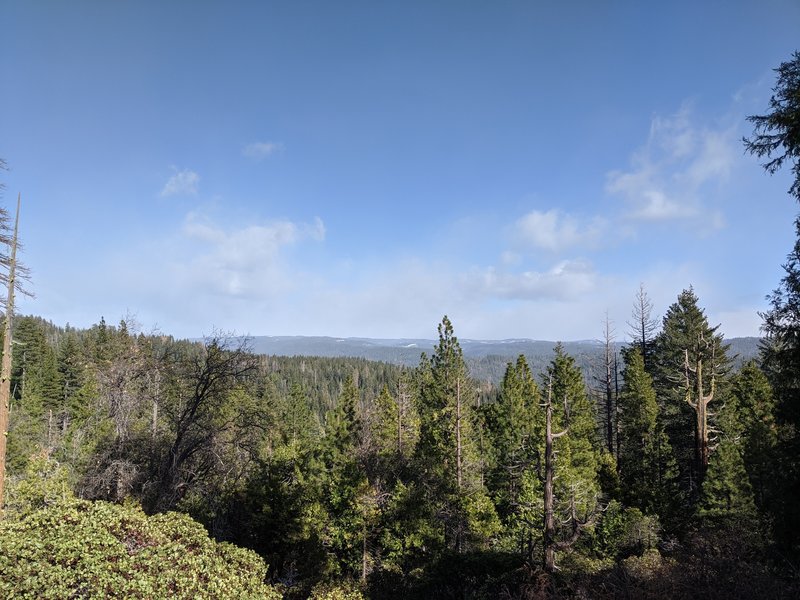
xmin=542 ymin=380 xmax=568 ymax=572
xmin=0 ymin=195 xmax=21 ymax=514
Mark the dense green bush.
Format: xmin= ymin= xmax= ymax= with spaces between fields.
xmin=0 ymin=496 xmax=280 ymax=599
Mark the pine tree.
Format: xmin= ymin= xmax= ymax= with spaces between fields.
xmin=700 ymin=436 xmax=757 ymax=521
xmin=651 ymin=288 xmax=730 ymax=502
xmin=5 ymin=317 xmax=63 ymax=470
xmin=412 ymin=316 xmax=499 ymax=555
xmin=280 ymin=382 xmax=318 ymax=455
xmin=371 ymin=373 xmax=418 ymax=469
xmin=744 ymin=50 xmax=800 ymax=201
xmin=325 ymin=376 xmax=361 ymax=465
xmin=56 ymin=332 xmax=86 ymax=431
xmin=745 ymin=50 xmax=800 ymax=554
xmin=547 ymin=344 xmax=601 ymax=493
xmin=617 ymin=348 xmax=680 ymax=521
xmin=320 ymin=375 xmax=371 ymax=579
xmin=486 ymin=355 xmax=542 ymax=525
xmin=728 ymin=362 xmax=778 ymax=512
xmin=541 ymin=345 xmax=601 ymax=571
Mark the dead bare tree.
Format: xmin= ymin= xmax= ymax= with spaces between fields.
xmin=0 ymin=193 xmax=31 ymax=515
xmin=627 ymin=283 xmax=658 ymax=372
xmin=602 ymin=313 xmax=616 ymax=456
xmin=542 ymin=377 xmax=569 ymax=572
xmin=683 ymin=334 xmax=720 ymax=481
xmin=149 ymin=335 xmax=260 ymax=512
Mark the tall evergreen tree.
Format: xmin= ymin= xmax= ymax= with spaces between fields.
xmin=5 ymin=318 xmax=63 ymax=471
xmin=745 ymin=51 xmax=800 ymax=554
xmin=320 ymin=375 xmax=371 ymax=579
xmin=371 ymin=373 xmax=418 ymax=470
xmin=540 ymin=345 xmax=601 ymax=571
xmin=617 ymin=348 xmax=680 ymax=521
xmin=412 ymin=316 xmax=498 ymax=555
xmin=280 ymin=382 xmax=318 ymax=454
xmin=700 ymin=436 xmax=757 ymax=522
xmin=651 ymin=288 xmax=730 ymax=502
xmin=744 ymin=50 xmax=800 ymax=201
xmin=728 ymin=362 xmax=778 ymax=513
xmin=486 ymin=356 xmax=542 ymax=535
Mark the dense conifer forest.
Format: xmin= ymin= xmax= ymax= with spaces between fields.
xmin=0 ymin=302 xmax=798 ymax=599
xmin=1 ymin=50 xmax=800 ymax=600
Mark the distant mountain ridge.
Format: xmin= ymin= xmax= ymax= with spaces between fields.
xmin=244 ymin=335 xmax=762 ymax=384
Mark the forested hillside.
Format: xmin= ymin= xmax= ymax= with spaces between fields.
xmin=247 ymin=334 xmax=761 ymax=383
xmin=0 ymin=302 xmax=798 ymax=598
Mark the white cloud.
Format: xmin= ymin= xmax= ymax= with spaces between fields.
xmin=160 ymin=168 xmax=199 ymax=197
xmin=514 ymin=209 xmax=607 ymax=252
xmin=48 ymin=208 xmax=766 ymax=342
xmin=466 ymin=260 xmax=598 ymax=301
xmin=684 ymin=129 xmax=734 ymax=187
xmin=606 ymin=105 xmax=736 ymax=226
xmin=178 ymin=213 xmax=325 ymax=298
xmin=242 ymin=141 xmax=283 ymax=160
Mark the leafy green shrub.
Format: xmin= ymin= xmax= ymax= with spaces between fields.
xmin=3 ymin=450 xmax=73 ymax=516
xmin=593 ymin=500 xmax=660 ymax=559
xmin=307 ymin=579 xmax=365 ymax=599
xmin=0 ymin=496 xmax=280 ymax=599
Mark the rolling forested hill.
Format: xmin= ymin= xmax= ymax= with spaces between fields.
xmin=248 ymin=335 xmax=762 ymax=383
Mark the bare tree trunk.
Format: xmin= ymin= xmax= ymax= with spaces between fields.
xmin=542 ymin=379 xmax=568 ymax=572
xmin=151 ymin=370 xmax=160 ymax=439
xmin=603 ymin=314 xmax=615 ymax=455
xmin=628 ymin=283 xmax=657 ymax=372
xmin=684 ymin=340 xmax=716 ymax=485
xmin=543 ymin=390 xmax=556 ymax=572
xmin=362 ymin=518 xmax=368 ymax=582
xmin=0 ymin=195 xmax=20 ymax=514
xmin=47 ymin=409 xmax=53 ymax=450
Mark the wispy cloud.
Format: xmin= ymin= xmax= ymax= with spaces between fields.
xmin=513 ymin=209 xmax=607 ymax=252
xmin=160 ymin=168 xmax=199 ymax=197
xmin=467 ymin=260 xmax=599 ymax=302
xmin=179 ymin=213 xmax=325 ymax=297
xmin=70 ymin=206 xmax=758 ymax=341
xmin=606 ymin=104 xmax=735 ymax=226
xmin=242 ymin=141 xmax=283 ymax=160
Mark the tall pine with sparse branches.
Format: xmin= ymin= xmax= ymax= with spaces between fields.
xmin=412 ymin=316 xmax=499 ymax=557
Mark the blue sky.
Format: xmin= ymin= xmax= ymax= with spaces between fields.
xmin=1 ymin=1 xmax=799 ymax=341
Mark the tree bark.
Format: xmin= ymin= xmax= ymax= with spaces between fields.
xmin=684 ymin=341 xmax=716 ymax=484
xmin=0 ymin=194 xmax=20 ymax=514
xmin=603 ymin=316 xmax=615 ymax=455
xmin=543 ymin=380 xmax=568 ymax=572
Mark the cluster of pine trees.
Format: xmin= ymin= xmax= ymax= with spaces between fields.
xmin=0 ymin=299 xmax=796 ymax=598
